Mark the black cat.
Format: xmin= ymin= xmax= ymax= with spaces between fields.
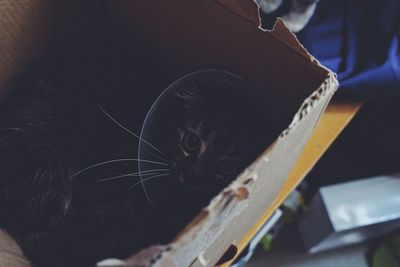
xmin=0 ymin=67 xmax=272 ymax=267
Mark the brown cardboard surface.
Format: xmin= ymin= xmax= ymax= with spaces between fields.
xmin=214 ymin=0 xmax=261 ymax=26
xmin=267 ymin=18 xmax=316 ymax=61
xmin=0 ymin=0 xmax=103 ymax=101
xmin=105 ymin=0 xmax=328 ymax=132
xmin=213 ymin=2 xmax=314 ymax=61
xmin=0 ymin=230 xmax=29 ymax=267
xmin=0 ymin=0 xmax=51 ymax=99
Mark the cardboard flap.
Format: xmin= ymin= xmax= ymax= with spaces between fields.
xmin=268 ymin=18 xmax=315 ymax=61
xmin=105 ymin=0 xmax=329 ymax=133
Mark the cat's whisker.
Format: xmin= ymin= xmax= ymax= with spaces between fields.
xmin=97 ymin=172 xmax=160 ymax=183
xmin=70 ymin=158 xmax=168 ymax=179
xmin=97 ymin=168 xmax=170 ymax=182
xmin=1 ymin=127 xmax=23 ymax=132
xmin=97 ymin=104 xmax=166 ymax=155
xmin=128 ymin=173 xmax=170 ymax=191
xmin=142 ymin=146 xmax=170 ymax=164
xmin=98 ymin=152 xmax=169 ymax=165
xmin=137 ymin=169 xmax=171 ymax=175
xmin=98 ymin=151 xmax=169 ymax=165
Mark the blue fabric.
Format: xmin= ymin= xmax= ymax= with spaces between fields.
xmin=297 ymin=0 xmax=400 ymax=97
xmin=263 ymin=0 xmax=400 ymax=97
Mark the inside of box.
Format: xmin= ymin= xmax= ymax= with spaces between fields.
xmin=104 ymin=0 xmax=329 ymax=132
xmin=0 ymin=1 xmax=101 ymax=99
xmin=0 ymin=0 xmax=329 ymax=135
xmin=0 ymin=0 xmax=331 ymax=265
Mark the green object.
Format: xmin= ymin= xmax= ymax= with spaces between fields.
xmin=372 ymin=236 xmax=400 ymax=267
xmin=261 ymin=234 xmax=274 ymax=252
xmin=372 ymin=245 xmax=398 ymax=267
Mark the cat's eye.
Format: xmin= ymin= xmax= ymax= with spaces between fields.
xmin=218 ymin=160 xmax=237 ymax=176
xmin=182 ymin=130 xmax=201 ymax=153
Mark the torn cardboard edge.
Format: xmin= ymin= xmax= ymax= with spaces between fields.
xmin=98 ymin=70 xmax=338 ymax=267
xmin=213 ymin=0 xmax=318 ymax=63
xmin=281 ymin=72 xmax=339 ymax=137
xmin=267 ymin=18 xmax=318 ymax=63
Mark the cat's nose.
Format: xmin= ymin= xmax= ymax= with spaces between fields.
xmin=190 ymin=165 xmax=205 ymax=177
xmin=185 ymin=165 xmax=205 ymax=185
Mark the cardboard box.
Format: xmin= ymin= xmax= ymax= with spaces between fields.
xmin=0 ymin=1 xmax=337 ymax=266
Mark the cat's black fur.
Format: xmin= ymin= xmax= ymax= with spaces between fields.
xmin=0 ymin=66 xmax=272 ymax=267
xmin=0 ymin=67 xmax=169 ymax=267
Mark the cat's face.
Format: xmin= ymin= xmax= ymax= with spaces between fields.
xmin=160 ymin=80 xmax=263 ymax=195
xmin=172 ymin=117 xmax=245 ymax=190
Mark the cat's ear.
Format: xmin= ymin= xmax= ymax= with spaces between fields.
xmin=174 ymin=79 xmax=203 ymax=110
